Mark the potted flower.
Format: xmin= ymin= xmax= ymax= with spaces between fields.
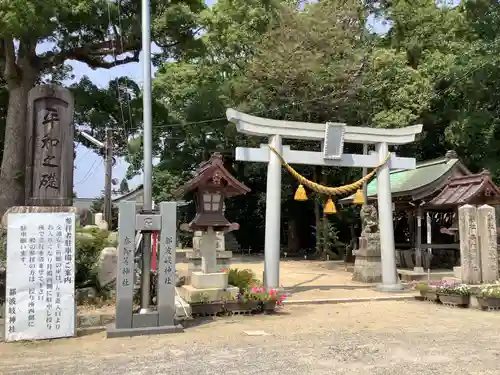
xmin=436 ymin=282 xmax=471 ymax=307
xmin=477 ymin=284 xmax=500 ymax=310
xmin=190 ymin=292 xmax=224 ymax=316
xmin=223 ymin=292 xmax=260 ymax=313
xmin=244 ymin=286 xmax=286 ymax=313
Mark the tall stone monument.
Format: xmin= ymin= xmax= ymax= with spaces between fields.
xmin=2 ymin=85 xmax=77 ymax=226
xmin=352 ymin=205 xmax=382 ymax=283
xmin=458 ymin=205 xmax=482 ymax=284
xmin=477 ymin=204 xmax=499 ymax=283
xmin=25 ymin=84 xmax=75 ymax=207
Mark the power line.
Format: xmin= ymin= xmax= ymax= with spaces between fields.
xmin=122 ymin=52 xmax=496 ymax=134
xmin=75 ymin=159 xmax=101 ymax=185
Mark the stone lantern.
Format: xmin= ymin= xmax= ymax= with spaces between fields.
xmin=174 ymin=153 xmax=250 ymax=303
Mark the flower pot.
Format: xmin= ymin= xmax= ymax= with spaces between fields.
xmin=224 ymin=300 xmax=260 ymax=313
xmin=477 ymin=296 xmax=500 ymax=311
xmin=190 ymin=302 xmax=224 ymax=316
xmin=438 ymin=294 xmax=470 ymax=307
xmin=424 ymin=290 xmax=440 ymax=303
xmin=262 ymin=300 xmax=277 ymax=313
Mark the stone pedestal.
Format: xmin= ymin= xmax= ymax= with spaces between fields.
xmin=478 ymin=205 xmax=499 ymax=283
xmin=191 ymin=271 xmax=228 ymax=289
xmin=352 ymin=233 xmax=382 ymax=283
xmin=179 ymin=227 xmax=237 ymax=303
xmin=178 ymin=271 xmax=238 ymax=303
xmin=459 ymin=205 xmax=482 ymax=284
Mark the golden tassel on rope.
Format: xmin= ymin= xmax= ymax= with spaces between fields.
xmin=268 ymin=146 xmax=391 ymax=197
xmin=352 ymin=189 xmax=365 ymax=205
xmin=294 ymin=184 xmax=308 ymax=201
xmin=324 ymin=198 xmax=337 ymax=214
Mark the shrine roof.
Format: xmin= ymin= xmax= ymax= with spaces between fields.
xmin=340 ymin=151 xmax=470 ymax=203
xmin=174 ymin=153 xmax=251 ymax=199
xmin=426 ymin=171 xmax=500 ymax=208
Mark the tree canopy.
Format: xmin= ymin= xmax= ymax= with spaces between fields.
xmin=2 ymin=0 xmax=500 ymax=254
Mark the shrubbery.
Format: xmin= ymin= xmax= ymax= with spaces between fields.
xmin=75 ymin=227 xmax=116 ymax=289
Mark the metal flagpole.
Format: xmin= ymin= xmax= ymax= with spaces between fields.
xmin=140 ymin=0 xmax=153 ymax=313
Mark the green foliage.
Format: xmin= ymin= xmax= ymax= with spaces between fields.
xmin=75 ymin=227 xmax=113 ymax=289
xmin=227 ymin=268 xmax=260 ymax=292
xmin=415 ymin=282 xmax=430 ymax=292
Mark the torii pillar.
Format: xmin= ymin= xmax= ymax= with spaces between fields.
xmin=227 ymin=109 xmax=423 ymax=291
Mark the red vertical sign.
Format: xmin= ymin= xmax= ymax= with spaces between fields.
xmin=152 ymin=231 xmax=158 ymax=271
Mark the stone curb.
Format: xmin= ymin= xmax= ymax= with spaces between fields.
xmin=284 ymin=295 xmax=418 ymax=305
xmin=77 ymin=313 xmax=115 ymax=329
xmin=283 ymin=284 xmax=376 ymax=291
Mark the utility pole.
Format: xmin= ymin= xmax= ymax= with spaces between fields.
xmin=104 ymin=129 xmax=113 ymax=227
xmin=140 ymin=0 xmax=154 ymax=314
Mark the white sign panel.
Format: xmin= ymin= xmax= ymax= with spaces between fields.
xmin=5 ymin=213 xmax=76 ymax=341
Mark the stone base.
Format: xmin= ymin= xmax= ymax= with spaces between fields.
xmin=413 ymin=266 xmax=425 ymax=273
xmin=106 ymin=323 xmax=183 ymax=338
xmin=453 ymin=266 xmax=462 ymax=280
xmin=352 ymin=256 xmax=382 ymax=283
xmin=191 ymin=271 xmax=228 ymax=289
xmin=177 ymin=285 xmax=239 ymax=303
xmin=352 ymin=234 xmax=381 ymax=283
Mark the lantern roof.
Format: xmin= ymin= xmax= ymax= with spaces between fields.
xmin=174 ymin=153 xmax=250 ymax=199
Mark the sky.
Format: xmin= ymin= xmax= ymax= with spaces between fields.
xmin=73 ymin=0 xmax=386 ymax=199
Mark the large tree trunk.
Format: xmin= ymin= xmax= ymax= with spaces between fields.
xmin=0 ymin=82 xmax=33 ymax=216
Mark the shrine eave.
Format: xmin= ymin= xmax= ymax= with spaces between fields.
xmin=174 ymin=154 xmax=251 ymax=199
xmin=425 ymin=171 xmax=500 ymax=209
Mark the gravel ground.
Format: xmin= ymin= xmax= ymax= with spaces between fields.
xmin=2 ymin=300 xmax=500 ymax=375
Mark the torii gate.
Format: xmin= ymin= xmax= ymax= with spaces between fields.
xmin=227 ymin=108 xmax=423 ymax=291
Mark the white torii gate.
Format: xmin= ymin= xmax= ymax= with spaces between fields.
xmin=227 ymin=109 xmax=423 ymax=291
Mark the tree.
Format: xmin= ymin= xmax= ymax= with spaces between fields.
xmin=0 ymin=0 xmax=205 ymax=215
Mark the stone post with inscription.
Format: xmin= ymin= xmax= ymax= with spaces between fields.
xmin=25 ymin=84 xmax=75 ymax=207
xmin=477 ymin=205 xmax=499 ymax=283
xmin=458 ymin=205 xmax=482 ymax=284
xmin=107 ymin=201 xmax=183 ymax=338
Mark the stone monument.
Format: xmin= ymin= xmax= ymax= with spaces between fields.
xmin=478 ymin=205 xmax=498 ymax=283
xmin=458 ymin=204 xmax=482 ymax=284
xmin=2 ymin=85 xmax=77 ymax=242
xmin=25 ymin=84 xmax=75 ymax=207
xmin=352 ymin=205 xmax=382 ymax=283
xmin=174 ymin=153 xmax=250 ymax=303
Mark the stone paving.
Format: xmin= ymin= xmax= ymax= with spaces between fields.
xmin=2 ymin=300 xmax=500 ymax=374
xmin=206 ymin=258 xmax=414 ymax=300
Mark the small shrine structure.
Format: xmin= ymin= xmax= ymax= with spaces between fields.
xmin=342 ymin=151 xmax=500 ymax=279
xmin=174 ymin=153 xmax=250 ymax=303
